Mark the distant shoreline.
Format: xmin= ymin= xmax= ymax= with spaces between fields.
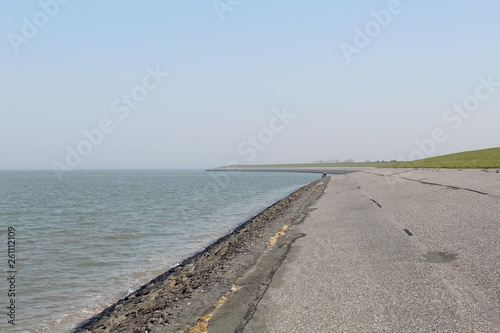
xmin=206 ymin=166 xmax=374 ymax=174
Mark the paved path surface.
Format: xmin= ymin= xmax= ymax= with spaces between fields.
xmin=244 ymin=169 xmax=500 ymax=332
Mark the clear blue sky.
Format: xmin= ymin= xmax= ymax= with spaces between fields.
xmin=1 ymin=0 xmax=499 ymax=170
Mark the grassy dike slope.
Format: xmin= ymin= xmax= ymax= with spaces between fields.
xmin=213 ymin=147 xmax=500 ymax=171
xmin=384 ymin=147 xmax=500 ymax=169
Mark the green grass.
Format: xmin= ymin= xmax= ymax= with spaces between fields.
xmin=215 ymin=147 xmax=500 ymax=170
xmin=214 ymin=148 xmax=500 ymax=170
xmin=383 ymin=147 xmax=500 ymax=169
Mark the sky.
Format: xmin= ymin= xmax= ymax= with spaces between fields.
xmin=1 ymin=0 xmax=499 ymax=170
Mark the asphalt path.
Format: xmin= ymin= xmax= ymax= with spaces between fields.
xmin=242 ymin=169 xmax=500 ymax=332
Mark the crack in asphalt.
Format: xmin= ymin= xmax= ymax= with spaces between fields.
xmin=362 ymin=171 xmax=491 ymax=196
xmin=370 ymin=198 xmax=382 ymax=208
xmin=235 ymin=233 xmax=306 ymax=333
xmin=403 ymin=229 xmax=413 ymax=236
xmin=399 ymin=177 xmax=489 ymax=195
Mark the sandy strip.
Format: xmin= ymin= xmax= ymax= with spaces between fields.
xmin=73 ymin=177 xmax=328 ymax=333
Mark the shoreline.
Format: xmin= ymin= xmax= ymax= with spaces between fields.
xmin=73 ymin=177 xmax=328 ymax=332
xmin=206 ymin=166 xmax=373 ymax=174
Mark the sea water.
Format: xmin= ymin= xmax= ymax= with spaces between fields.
xmin=0 ymin=170 xmax=319 ymax=332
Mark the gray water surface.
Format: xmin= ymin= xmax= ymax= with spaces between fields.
xmin=0 ymin=170 xmax=319 ymax=332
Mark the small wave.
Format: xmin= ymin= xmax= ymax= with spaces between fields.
xmin=101 ymin=234 xmax=136 ymax=240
